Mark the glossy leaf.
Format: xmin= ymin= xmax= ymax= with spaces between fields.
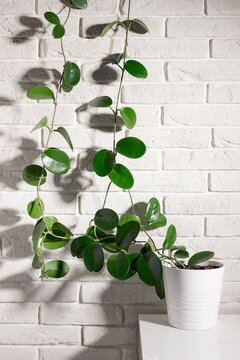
xmin=43 ymin=235 xmax=69 ymax=250
xmin=86 ymin=226 xmax=107 ymax=240
xmin=147 ymin=237 xmax=156 ymax=252
xmin=116 ymin=221 xmax=140 ymax=250
xmin=53 ymin=222 xmax=72 ymax=237
xmin=84 ymin=242 xmax=104 ymax=272
xmin=36 ymin=216 xmax=58 ymax=231
xmin=44 ymin=12 xmax=60 ymax=25
xmin=137 ymin=252 xmax=163 ymax=286
xmin=119 ymin=253 xmax=139 ymax=280
xmin=94 ymin=208 xmax=119 ymax=231
xmin=93 ymin=149 xmax=114 ymax=177
xmin=27 ymin=198 xmax=44 ymax=219
xmin=30 ymin=116 xmax=48 ymax=133
xmin=53 ymin=24 xmax=65 ymax=38
xmin=120 ymin=107 xmax=136 ymax=129
xmin=71 ymin=0 xmax=88 ymax=9
xmin=71 ymin=235 xmax=95 ymax=258
xmin=89 ymin=96 xmax=112 ymax=107
xmin=188 ymin=251 xmax=214 ymax=268
xmin=45 ymin=260 xmax=70 ymax=278
xmin=119 ymin=214 xmax=140 ymax=227
xmin=32 ymin=220 xmax=46 ymax=253
xmin=155 ymin=278 xmax=165 ymax=300
xmin=41 ymin=148 xmax=71 ymax=174
xmin=101 ymin=21 xmax=119 ymax=37
xmin=116 ymin=137 xmax=146 ymax=159
xmin=101 ymin=239 xmax=119 ymax=253
xmin=62 ymin=77 xmax=73 ymax=93
xmin=170 ymin=245 xmax=186 ymax=251
xmin=146 ymin=198 xmax=166 ymax=228
xmin=163 ymin=225 xmax=177 ymax=249
xmin=132 ymin=19 xmax=149 ymax=33
xmin=174 ymin=249 xmax=189 ymax=259
xmin=22 ymin=165 xmax=47 ymax=186
xmin=108 ymin=163 xmax=134 ymax=189
xmin=55 ymin=127 xmax=73 ymax=151
xmin=148 ymin=214 xmax=167 ymax=228
xmin=27 ymin=86 xmax=54 ymax=100
xmin=140 ymin=242 xmax=152 ymax=255
xmin=107 ymin=252 xmax=130 ymax=279
xmin=64 ymin=61 xmax=81 ymax=86
xmin=32 ymin=253 xmax=42 ymax=269
xmin=124 ymin=60 xmax=148 ymax=79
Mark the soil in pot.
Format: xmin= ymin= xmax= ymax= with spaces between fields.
xmin=176 ymin=264 xmax=219 ymax=270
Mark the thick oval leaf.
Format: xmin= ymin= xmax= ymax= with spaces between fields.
xmin=188 ymin=251 xmax=214 ymax=268
xmin=101 ymin=21 xmax=119 ymax=37
xmin=32 ymin=220 xmax=46 ymax=253
xmin=86 ymin=226 xmax=107 ymax=240
xmin=84 ymin=242 xmax=104 ymax=272
xmin=93 ymin=149 xmax=114 ymax=177
xmin=32 ymin=253 xmax=42 ymax=269
xmin=89 ymin=96 xmax=112 ymax=107
xmin=71 ymin=0 xmax=88 ymax=9
xmin=146 ymin=198 xmax=160 ymax=223
xmin=137 ymin=252 xmax=162 ymax=286
xmin=148 ymin=214 xmax=167 ymax=228
xmin=170 ymin=245 xmax=186 ymax=251
xmin=119 ymin=253 xmax=139 ymax=280
xmin=124 ymin=60 xmax=148 ymax=79
xmin=43 ymin=234 xmax=69 ymax=250
xmin=155 ymin=278 xmax=165 ymax=299
xmin=36 ymin=216 xmax=58 ymax=231
xmin=94 ymin=208 xmax=119 ymax=231
xmin=23 ymin=165 xmax=47 ymax=186
xmin=27 ymin=86 xmax=54 ymax=100
xmin=101 ymin=239 xmax=119 ymax=253
xmin=108 ymin=163 xmax=134 ymax=189
xmin=71 ymin=235 xmax=95 ymax=258
xmin=107 ymin=252 xmax=130 ymax=279
xmin=132 ymin=19 xmax=149 ymax=33
xmin=27 ymin=198 xmax=44 ymax=219
xmin=62 ymin=77 xmax=73 ymax=93
xmin=53 ymin=24 xmax=65 ymax=38
xmin=55 ymin=127 xmax=73 ymax=151
xmin=64 ymin=61 xmax=81 ymax=86
xmin=119 ymin=214 xmax=140 ymax=227
xmin=44 ymin=12 xmax=60 ymax=24
xmin=163 ymin=225 xmax=177 ymax=249
xmin=174 ymin=249 xmax=189 ymax=259
xmin=41 ymin=148 xmax=71 ymax=174
xmin=116 ymin=137 xmax=146 ymax=159
xmin=52 ymin=222 xmax=73 ymax=237
xmin=120 ymin=107 xmax=136 ymax=129
xmin=140 ymin=242 xmax=152 ymax=255
xmin=45 ymin=260 xmax=70 ymax=278
xmin=31 ymin=116 xmax=48 ymax=133
xmin=116 ymin=221 xmax=140 ymax=250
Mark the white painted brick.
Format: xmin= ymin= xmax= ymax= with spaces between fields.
xmin=0 ymin=259 xmax=38 ymax=282
xmin=0 ymin=304 xmax=38 ymax=324
xmin=40 ymin=347 xmax=121 ymax=360
xmin=210 ymin=172 xmax=240 ymax=191
xmin=41 ymin=303 xmax=122 ymax=325
xmin=0 ymin=347 xmax=37 ymax=360
xmin=208 ymin=84 xmax=240 ymax=104
xmin=123 ymin=349 xmax=138 ymax=360
xmin=0 ymin=325 xmax=80 ymax=344
xmin=164 ymin=194 xmax=240 ymax=215
xmin=120 ymin=0 xmax=204 ymax=15
xmin=122 ymin=84 xmax=205 ymax=104
xmin=0 ymin=39 xmax=37 ymax=59
xmin=211 ymin=39 xmax=240 ymax=58
xmin=207 ymin=0 xmax=240 ymax=15
xmin=130 ymin=128 xmax=210 ymax=148
xmin=164 ymin=150 xmax=240 ymax=170
xmin=0 ymin=126 xmax=41 ymax=149
xmin=214 ymin=128 xmax=240 ymax=147
xmin=163 ymin=105 xmax=240 ymax=126
xmin=127 ymin=38 xmax=208 ymax=59
xmin=206 ymin=216 xmax=240 ymax=237
xmin=167 ymin=17 xmax=240 ymax=38
xmin=220 ymin=303 xmax=240 ymax=314
xmin=0 ymin=148 xmax=41 ymax=170
xmin=83 ymin=326 xmax=137 ymax=346
xmin=0 ymin=0 xmax=34 ymax=15
xmin=224 ymin=260 xmax=240 ymax=281
xmin=124 ymin=305 xmax=166 ymax=325
xmin=167 ymin=61 xmax=240 ymax=82
xmin=222 ymin=282 xmax=240 ymax=302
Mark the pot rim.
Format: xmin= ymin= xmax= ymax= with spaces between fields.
xmin=163 ymin=260 xmax=224 ymax=271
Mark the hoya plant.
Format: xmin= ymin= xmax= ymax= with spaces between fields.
xmin=23 ymin=0 xmax=214 ymax=298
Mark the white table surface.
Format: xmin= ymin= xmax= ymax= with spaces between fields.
xmin=139 ymin=314 xmax=240 ymax=360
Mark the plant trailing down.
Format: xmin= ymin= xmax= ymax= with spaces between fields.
xmin=23 ymin=0 xmax=214 ymax=296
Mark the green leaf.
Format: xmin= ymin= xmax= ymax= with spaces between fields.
xmin=30 ymin=116 xmax=48 ymax=133
xmin=124 ymin=60 xmax=148 ymax=79
xmin=45 ymin=260 xmax=70 ymax=278
xmin=41 ymin=148 xmax=71 ymax=174
xmin=188 ymin=251 xmax=214 ymax=268
xmin=155 ymin=278 xmax=165 ymax=300
xmin=84 ymin=242 xmax=104 ymax=272
xmin=32 ymin=220 xmax=46 ymax=253
xmin=27 ymin=86 xmax=54 ymax=100
xmin=137 ymin=252 xmax=162 ymax=286
xmin=116 ymin=221 xmax=140 ymax=251
xmin=86 ymin=226 xmax=106 ymax=240
xmin=89 ymin=96 xmax=112 ymax=107
xmin=132 ymin=19 xmax=149 ymax=33
xmin=53 ymin=24 xmax=65 ymax=38
xmin=62 ymin=77 xmax=73 ymax=93
xmin=119 ymin=214 xmax=140 ymax=227
xmin=175 ymin=249 xmax=189 ymax=259
xmin=163 ymin=225 xmax=177 ymax=249
xmin=170 ymin=245 xmax=186 ymax=251
xmin=71 ymin=235 xmax=95 ymax=258
xmin=44 ymin=12 xmax=60 ymax=25
xmin=101 ymin=238 xmax=120 ymax=253
xmin=71 ymin=0 xmax=88 ymax=9
xmin=43 ymin=235 xmax=69 ymax=250
xmin=27 ymin=198 xmax=44 ymax=219
xmin=119 ymin=253 xmax=139 ymax=280
xmin=146 ymin=198 xmax=166 ymax=228
xmin=120 ymin=107 xmax=136 ymax=129
xmin=94 ymin=208 xmax=119 ymax=231
xmin=147 ymin=237 xmax=156 ymax=252
xmin=64 ymin=61 xmax=81 ymax=87
xmin=140 ymin=242 xmax=152 ymax=255
xmin=36 ymin=216 xmax=58 ymax=230
xmin=52 ymin=222 xmax=73 ymax=237
xmin=93 ymin=149 xmax=114 ymax=177
xmin=108 ymin=163 xmax=134 ymax=189
xmin=107 ymin=252 xmax=130 ymax=279
xmin=116 ymin=137 xmax=146 ymax=159
xmin=55 ymin=127 xmax=73 ymax=151
xmin=22 ymin=165 xmax=47 ymax=186
xmin=101 ymin=21 xmax=119 ymax=37
xmin=32 ymin=253 xmax=42 ymax=269
xmin=148 ymin=214 xmax=167 ymax=228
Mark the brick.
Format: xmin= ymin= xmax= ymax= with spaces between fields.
xmin=167 ymin=61 xmax=240 ymax=82
xmin=0 ymin=304 xmax=38 ymax=324
xmin=122 ymin=84 xmax=205 ymax=104
xmin=210 ymin=172 xmax=240 ymax=191
xmin=206 ymin=216 xmax=240 ymax=237
xmin=124 ymin=304 xmax=166 ymax=325
xmin=0 ymin=39 xmax=37 ymax=59
xmin=224 ymin=260 xmax=240 ymax=281
xmin=83 ymin=326 xmax=137 ymax=346
xmin=163 ymin=105 xmax=240 ymax=126
xmin=207 ymin=0 xmax=240 ymax=15
xmin=123 ymin=349 xmax=138 ymax=360
xmin=167 ymin=17 xmax=240 ymax=38
xmin=0 ymin=347 xmax=37 ymax=360
xmin=0 ymin=148 xmax=41 ymax=170
xmin=0 ymin=259 xmax=39 ymax=282
xmin=211 ymin=39 xmax=240 ymax=59
xmin=0 ymin=126 xmax=41 ymax=148
xmin=208 ymin=84 xmax=240 ymax=104
xmin=213 ymin=128 xmax=240 ymax=147
xmin=222 ymin=282 xmax=240 ymax=302
xmin=164 ymin=150 xmax=240 ymax=170
xmin=0 ymin=0 xmax=34 ymax=15
xmin=40 ymin=347 xmax=121 ymax=360
xmin=220 ymin=303 xmax=240 ymax=314
xmin=127 ymin=38 xmax=208 ymax=58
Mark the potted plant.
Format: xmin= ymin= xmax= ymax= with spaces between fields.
xmin=22 ymin=0 xmax=224 ymax=331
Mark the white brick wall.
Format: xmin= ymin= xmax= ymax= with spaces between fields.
xmin=0 ymin=0 xmax=240 ymax=358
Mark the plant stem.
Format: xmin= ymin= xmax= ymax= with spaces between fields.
xmin=102 ymin=181 xmax=112 ymax=209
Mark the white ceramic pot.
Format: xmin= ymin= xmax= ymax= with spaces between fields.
xmin=163 ymin=260 xmax=224 ymax=331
